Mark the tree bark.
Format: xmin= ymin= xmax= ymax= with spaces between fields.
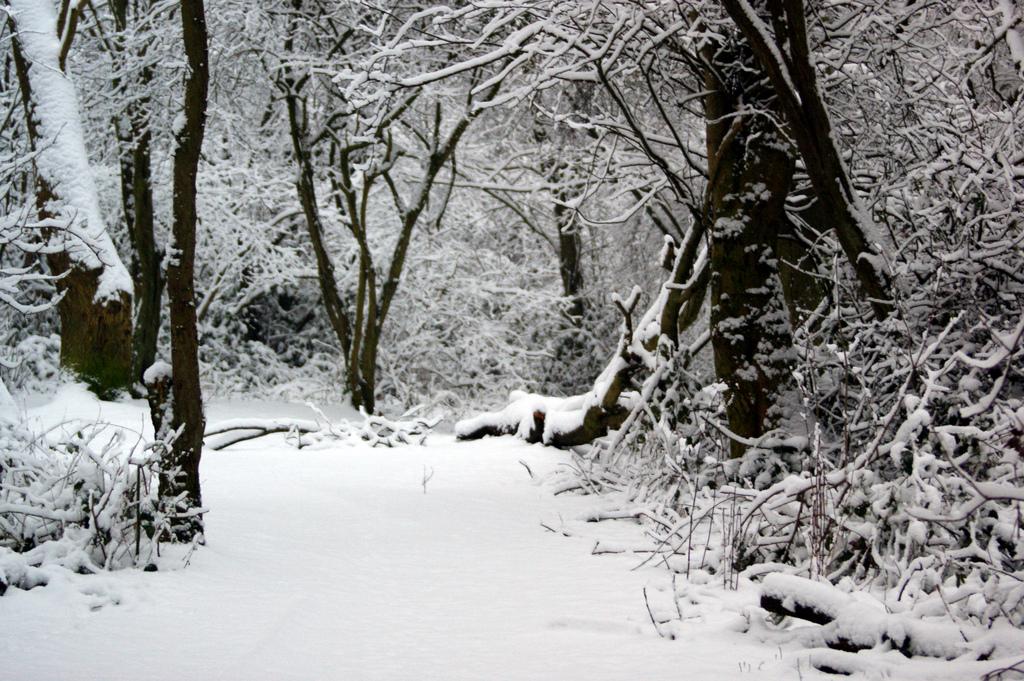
xmin=125 ymin=124 xmax=162 ymax=389
xmin=551 ymin=162 xmax=587 ymax=380
xmin=552 ymin=167 xmax=585 ymax=325
xmin=162 ymin=0 xmax=209 ymax=541
xmin=720 ymin=0 xmax=893 ymax=318
xmin=110 ymin=0 xmax=162 ymax=392
xmin=8 ymin=4 xmax=133 ymax=397
xmin=704 ymin=37 xmax=797 ymax=458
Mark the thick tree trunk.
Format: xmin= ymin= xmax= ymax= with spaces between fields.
xmin=162 ymin=0 xmax=209 ymax=542
xmin=704 ymin=39 xmax=797 ymax=458
xmin=47 ymin=257 xmax=133 ymax=395
xmin=720 ymin=0 xmax=893 ymax=318
xmin=8 ymin=3 xmax=133 ymax=397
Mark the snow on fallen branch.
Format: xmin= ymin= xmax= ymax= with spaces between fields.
xmin=759 ymin=573 xmax=1022 ymax=661
xmin=456 ymin=235 xmax=712 ymax=448
xmin=204 ymin=405 xmax=442 ymax=450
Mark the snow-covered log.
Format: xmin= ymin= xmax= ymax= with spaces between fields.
xmin=456 ymin=232 xmax=709 ymax=448
xmin=204 ymin=410 xmax=442 ymax=450
xmin=204 ymin=418 xmax=320 ymax=451
xmin=761 ymin=574 xmax=972 ymax=659
xmin=760 ymin=573 xmax=847 ymax=625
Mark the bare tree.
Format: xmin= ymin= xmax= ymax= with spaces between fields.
xmin=270 ymin=1 xmax=497 ymax=412
xmin=719 ymin=0 xmax=894 ymax=318
xmin=161 ymin=0 xmax=209 ymax=541
xmin=701 ymin=31 xmax=798 ymax=458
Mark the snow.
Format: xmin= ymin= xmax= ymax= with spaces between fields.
xmin=762 ymin=573 xmax=1024 ymax=664
xmin=762 ymin=573 xmax=853 ymax=622
xmin=3 ymin=390 xmax=1021 ymax=681
xmin=8 ymin=0 xmax=132 ymax=302
xmin=1000 ymin=0 xmax=1024 ymax=70
xmin=0 ymin=377 xmax=13 ymax=411
xmin=454 ymin=390 xmax=577 ymax=441
xmin=142 ymin=360 xmax=173 ymax=385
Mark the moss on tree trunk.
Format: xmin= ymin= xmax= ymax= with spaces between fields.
xmin=50 ymin=255 xmax=133 ymax=398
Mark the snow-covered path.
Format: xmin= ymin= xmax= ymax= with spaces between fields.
xmin=10 ymin=391 xmax=926 ymax=681
xmin=2 ymin=394 xmax=801 ymax=681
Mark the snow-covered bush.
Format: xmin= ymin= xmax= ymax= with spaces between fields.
xmin=0 ymin=419 xmax=175 ymax=593
xmin=506 ymin=0 xmax=1024 ymax=638
xmin=565 ymin=298 xmax=1024 ymax=630
xmin=1 ymin=334 xmax=63 ymax=397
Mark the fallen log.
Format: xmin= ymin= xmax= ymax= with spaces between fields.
xmin=760 ymin=573 xmax=848 ymax=626
xmin=204 ymin=412 xmax=442 ymax=450
xmin=760 ymin=573 xmax=972 ymax=659
xmin=454 ymin=389 xmax=630 ymax=447
xmin=456 ymin=230 xmax=709 ymax=448
xmin=204 ymin=418 xmax=320 ymax=451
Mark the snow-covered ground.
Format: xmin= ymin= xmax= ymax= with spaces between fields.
xmin=1 ymin=388 xmax=1016 ymax=680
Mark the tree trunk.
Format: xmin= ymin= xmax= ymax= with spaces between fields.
xmin=545 ymin=160 xmax=588 ymax=389
xmin=553 ymin=174 xmax=585 ymax=325
xmin=357 ymin=326 xmax=378 ymax=413
xmin=720 ymin=0 xmax=893 ymax=318
xmin=278 ymin=3 xmax=354 ymax=402
xmin=8 ymin=2 xmax=134 ymax=397
xmin=162 ymin=0 xmax=209 ymax=542
xmin=125 ymin=124 xmax=162 ymax=390
xmin=110 ymin=0 xmax=163 ymax=392
xmin=704 ymin=38 xmax=797 ymax=458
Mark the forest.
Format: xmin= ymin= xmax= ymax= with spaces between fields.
xmin=1 ymin=1 xmax=1023 ymax=679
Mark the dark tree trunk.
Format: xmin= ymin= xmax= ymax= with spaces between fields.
xmin=162 ymin=0 xmax=209 ymax=542
xmin=46 ymin=257 xmax=134 ymax=396
xmin=531 ymin=106 xmax=588 ymax=354
xmin=557 ymin=224 xmax=585 ymax=323
xmin=9 ymin=16 xmax=133 ymax=398
xmin=110 ymin=0 xmax=162 ymax=393
xmin=278 ymin=16 xmax=355 ymax=402
xmin=720 ymin=0 xmax=893 ymax=318
xmin=553 ymin=175 xmax=585 ymax=325
xmin=125 ymin=127 xmax=162 ymax=389
xmin=704 ymin=38 xmax=797 ymax=458
xmin=546 ymin=159 xmax=588 ymax=389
